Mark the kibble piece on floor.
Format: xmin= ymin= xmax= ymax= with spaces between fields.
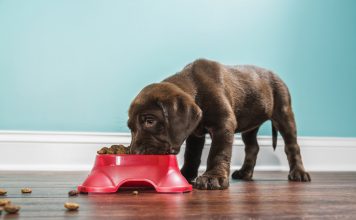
xmin=0 ymin=189 xmax=7 ymax=196
xmin=68 ymin=190 xmax=79 ymax=197
xmin=132 ymin=191 xmax=139 ymax=195
xmin=21 ymin=188 xmax=32 ymax=193
xmin=0 ymin=199 xmax=11 ymax=206
xmin=64 ymin=202 xmax=79 ymax=211
xmin=4 ymin=204 xmax=21 ymax=214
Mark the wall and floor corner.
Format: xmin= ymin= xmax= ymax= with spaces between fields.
xmin=0 ymin=1 xmax=355 ymax=171
xmin=1 ymin=131 xmax=356 ymax=171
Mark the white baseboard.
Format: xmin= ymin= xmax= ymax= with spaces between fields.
xmin=0 ymin=131 xmax=355 ymax=171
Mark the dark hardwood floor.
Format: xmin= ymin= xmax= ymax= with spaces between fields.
xmin=0 ymin=171 xmax=355 ymax=219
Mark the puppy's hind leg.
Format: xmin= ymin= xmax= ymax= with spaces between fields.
xmin=180 ymin=134 xmax=206 ymax=183
xmin=272 ymin=107 xmax=311 ymax=182
xmin=232 ymin=127 xmax=260 ymax=181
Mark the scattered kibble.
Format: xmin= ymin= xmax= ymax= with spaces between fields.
xmin=0 ymin=189 xmax=7 ymax=196
xmin=0 ymin=199 xmax=11 ymax=206
xmin=64 ymin=202 xmax=79 ymax=211
xmin=68 ymin=190 xmax=79 ymax=197
xmin=4 ymin=204 xmax=20 ymax=214
xmin=21 ymin=188 xmax=32 ymax=194
xmin=97 ymin=144 xmax=130 ymax=155
xmin=132 ymin=190 xmax=139 ymax=195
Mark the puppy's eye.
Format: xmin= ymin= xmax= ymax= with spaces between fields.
xmin=143 ymin=117 xmax=156 ymax=128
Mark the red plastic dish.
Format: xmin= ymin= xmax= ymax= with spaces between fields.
xmin=78 ymin=154 xmax=192 ymax=193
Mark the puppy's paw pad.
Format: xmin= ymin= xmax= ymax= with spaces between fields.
xmin=231 ymin=170 xmax=253 ymax=181
xmin=193 ymin=175 xmax=229 ymax=190
xmin=288 ymin=169 xmax=311 ymax=182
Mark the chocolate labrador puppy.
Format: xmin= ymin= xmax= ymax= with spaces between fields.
xmin=128 ymin=59 xmax=311 ymax=190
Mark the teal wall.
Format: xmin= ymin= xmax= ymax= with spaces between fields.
xmin=0 ymin=0 xmax=355 ymax=137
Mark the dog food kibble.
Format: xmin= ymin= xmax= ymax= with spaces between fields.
xmin=97 ymin=145 xmax=130 ymax=155
xmin=132 ymin=190 xmax=139 ymax=195
xmin=0 ymin=199 xmax=11 ymax=206
xmin=97 ymin=147 xmax=109 ymax=154
xmin=106 ymin=148 xmax=116 ymax=154
xmin=68 ymin=190 xmax=79 ymax=197
xmin=21 ymin=188 xmax=32 ymax=194
xmin=0 ymin=189 xmax=7 ymax=196
xmin=4 ymin=204 xmax=20 ymax=214
xmin=64 ymin=202 xmax=79 ymax=211
xmin=111 ymin=144 xmax=129 ymax=154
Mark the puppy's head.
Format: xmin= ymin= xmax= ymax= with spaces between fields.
xmin=128 ymin=82 xmax=202 ymax=155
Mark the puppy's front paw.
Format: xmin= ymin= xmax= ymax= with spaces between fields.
xmin=180 ymin=168 xmax=197 ymax=184
xmin=231 ymin=169 xmax=253 ymax=181
xmin=288 ymin=169 xmax=311 ymax=182
xmin=193 ymin=175 xmax=229 ymax=190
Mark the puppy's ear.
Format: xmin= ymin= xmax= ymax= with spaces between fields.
xmin=158 ymin=95 xmax=202 ymax=147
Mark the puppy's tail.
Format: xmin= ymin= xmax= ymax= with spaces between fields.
xmin=272 ymin=123 xmax=278 ymax=151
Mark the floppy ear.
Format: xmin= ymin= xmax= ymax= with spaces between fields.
xmin=158 ymin=95 xmax=202 ymax=147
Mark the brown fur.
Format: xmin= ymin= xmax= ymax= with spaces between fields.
xmin=128 ymin=59 xmax=311 ymax=190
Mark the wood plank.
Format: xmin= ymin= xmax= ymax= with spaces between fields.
xmin=1 ymin=171 xmax=356 ymax=219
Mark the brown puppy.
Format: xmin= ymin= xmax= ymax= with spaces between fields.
xmin=128 ymin=59 xmax=311 ymax=190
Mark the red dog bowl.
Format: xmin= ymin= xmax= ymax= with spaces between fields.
xmin=78 ymin=154 xmax=192 ymax=193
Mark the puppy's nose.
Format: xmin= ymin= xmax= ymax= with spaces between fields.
xmin=129 ymin=145 xmax=142 ymax=154
xmin=129 ymin=144 xmax=137 ymax=154
xmin=130 ymin=147 xmax=137 ymax=154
